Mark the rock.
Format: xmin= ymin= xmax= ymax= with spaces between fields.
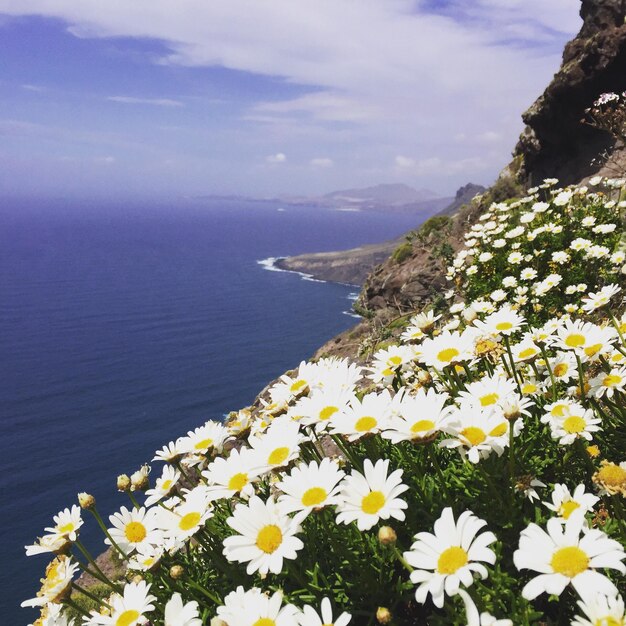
xmin=513 ymin=0 xmax=626 ymax=185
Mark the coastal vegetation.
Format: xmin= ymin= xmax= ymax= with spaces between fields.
xmin=23 ymin=178 xmax=626 ymax=625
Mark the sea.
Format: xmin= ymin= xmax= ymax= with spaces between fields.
xmin=0 ymin=198 xmax=423 ymax=623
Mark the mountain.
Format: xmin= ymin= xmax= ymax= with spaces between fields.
xmin=273 ymin=183 xmax=484 ymax=285
xmin=323 ymin=183 xmax=440 ymax=206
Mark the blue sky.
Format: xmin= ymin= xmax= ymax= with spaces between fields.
xmin=0 ymin=1 xmax=582 ymax=199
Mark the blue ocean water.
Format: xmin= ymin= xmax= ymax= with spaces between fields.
xmin=0 ymin=199 xmax=422 ymax=623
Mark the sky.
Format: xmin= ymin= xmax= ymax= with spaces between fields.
xmin=0 ymin=1 xmax=582 ymax=200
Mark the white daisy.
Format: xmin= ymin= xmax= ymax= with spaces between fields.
xmin=571 ymin=593 xmax=625 ymax=626
xmin=106 ymin=506 xmax=161 ymax=555
xmin=277 ymin=458 xmax=345 ymax=515
xmin=590 ymin=367 xmax=626 ymax=398
xmin=144 ymin=465 xmax=180 ymax=507
xmin=158 ymin=486 xmax=213 ymax=543
xmin=223 ymin=496 xmax=304 ymax=575
xmin=216 ymin=587 xmax=300 ymax=626
xmin=543 ymin=483 xmax=599 ymax=521
xmin=513 ymin=511 xmax=626 ymax=602
xmin=201 ymin=446 xmax=261 ymax=501
xmin=335 ymin=458 xmax=408 ymax=531
xmin=87 ymin=581 xmax=156 ymax=626
xmin=330 ymin=390 xmax=392 ymax=442
xmin=541 ymin=406 xmax=602 ymax=445
xmin=178 ymin=420 xmax=230 ymax=456
xmin=248 ymin=416 xmax=305 ymax=473
xmin=403 ymin=507 xmax=496 ymax=608
xmin=21 ymin=556 xmax=79 ymax=607
xmin=291 ymin=386 xmax=354 ymax=432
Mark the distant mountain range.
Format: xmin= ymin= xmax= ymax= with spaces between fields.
xmin=194 ymin=183 xmax=453 ymax=214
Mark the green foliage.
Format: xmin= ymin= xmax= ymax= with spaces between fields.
xmin=391 ymin=242 xmax=413 ymax=264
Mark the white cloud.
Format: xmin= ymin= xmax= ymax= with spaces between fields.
xmin=94 ymin=155 xmax=115 ymax=164
xmin=107 ymin=95 xmax=183 ymax=107
xmin=395 ymin=155 xmax=416 ymax=168
xmin=310 ymin=157 xmax=333 ymax=168
xmin=21 ymin=83 xmax=46 ymax=92
xmin=266 ymin=152 xmax=286 ymax=164
xmin=0 ymin=0 xmax=581 ymax=192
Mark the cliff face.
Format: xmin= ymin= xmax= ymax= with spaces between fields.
xmin=514 ymin=0 xmax=626 ymax=185
xmin=315 ymin=0 xmax=626 ymax=359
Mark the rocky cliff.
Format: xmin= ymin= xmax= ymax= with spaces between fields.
xmin=513 ymin=0 xmax=626 ymax=185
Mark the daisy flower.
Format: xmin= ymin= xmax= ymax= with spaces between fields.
xmin=419 ymin=330 xmax=475 ymax=369
xmin=269 ymin=360 xmax=321 ymax=403
xmin=440 ymin=408 xmax=513 ymax=464
xmin=201 ymin=446 xmax=261 ymax=501
xmin=291 ymin=386 xmax=354 ymax=432
xmin=367 ymin=345 xmax=416 ymax=384
xmin=29 ymin=603 xmax=75 ymax=626
xmin=216 ymin=588 xmax=300 ymax=626
xmin=543 ymin=483 xmax=599 ymax=521
xmin=276 ymin=458 xmax=345 ymax=515
xmin=164 ymin=593 xmax=201 ymax=626
xmin=513 ymin=511 xmax=625 ymax=601
xmin=248 ymin=416 xmax=305 ymax=473
xmin=127 ymin=545 xmax=163 ymax=572
xmin=335 ymin=458 xmax=408 ymax=531
xmin=457 ymin=375 xmax=517 ymax=410
xmin=153 ymin=439 xmax=184 ymax=463
xmin=223 ymin=496 xmax=304 ymax=575
xmin=582 ymin=284 xmax=621 ymax=312
xmin=592 ymin=460 xmax=626 ymax=497
xmin=590 ymin=367 xmax=626 ymax=398
xmin=158 ymin=486 xmax=213 ymax=543
xmin=44 ymin=505 xmax=83 ymax=544
xmin=144 ymin=465 xmax=180 ymax=507
xmin=299 ymin=597 xmax=351 ymax=626
xmin=25 ymin=534 xmax=71 ymax=557
xmin=474 ymin=306 xmax=525 ymax=336
xmin=382 ymin=388 xmax=452 ymax=443
xmin=21 ymin=555 xmax=79 ymax=607
xmin=106 ymin=506 xmax=160 ymax=555
xmin=571 ymin=593 xmax=625 ymax=626
xmin=330 ymin=390 xmax=392 ymax=442
xmin=87 ymin=581 xmax=156 ymax=626
xmin=541 ymin=406 xmax=601 ymax=445
xmin=547 ymin=352 xmax=578 ymax=383
xmin=403 ymin=507 xmax=496 ymax=608
xmin=178 ymin=420 xmax=230 ymax=456
xmin=511 ymin=339 xmax=541 ymax=362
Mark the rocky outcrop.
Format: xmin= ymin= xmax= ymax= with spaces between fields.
xmin=514 ymin=0 xmax=626 ymax=185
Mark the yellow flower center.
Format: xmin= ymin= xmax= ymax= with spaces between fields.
xmin=361 ymin=490 xmax=386 ymax=515
xmin=587 ymin=445 xmax=600 ymax=458
xmin=565 ymin=333 xmax=585 ymax=348
xmin=301 ymin=487 xmax=327 ymax=507
xmin=194 ymin=438 xmax=213 ymax=450
xmin=256 ymin=524 xmax=283 ymax=553
xmin=124 ymin=521 xmax=147 ymax=543
xmin=179 ymin=512 xmax=201 ymax=531
xmin=488 ymin=422 xmax=508 ymax=437
xmin=388 ymin=355 xmax=403 ymax=366
xmin=584 ymin=343 xmax=602 ymax=357
xmin=596 ymin=463 xmax=626 ymax=487
xmin=496 ymin=321 xmax=513 ymax=331
xmin=522 ymin=383 xmax=537 ymax=394
xmin=518 ymin=348 xmax=537 ymax=360
xmin=594 ymin=617 xmax=621 ymax=626
xmin=57 ymin=522 xmax=75 ymax=534
xmin=551 ymin=404 xmax=567 ymax=417
xmin=558 ymin=500 xmax=580 ymax=519
xmin=116 ymin=610 xmax=140 ymax=626
xmin=553 ymin=363 xmax=569 ymax=377
xmin=603 ymin=374 xmax=622 ymax=387
xmin=290 ymin=379 xmax=308 ymax=393
xmin=563 ymin=415 xmax=586 ymax=434
xmin=437 ymin=347 xmax=460 ymax=363
xmin=355 ymin=416 xmax=377 ymax=432
xmin=550 ymin=546 xmax=589 ymax=577
xmin=437 ymin=546 xmax=468 ymax=574
xmin=253 ymin=619 xmax=276 ymax=626
xmin=319 ymin=406 xmax=339 ymax=421
xmin=227 ymin=472 xmax=249 ymax=492
xmin=161 ymin=480 xmax=172 ymax=491
xmin=268 ymin=447 xmax=290 ymax=466
xmin=461 ymin=426 xmax=486 ymax=446
xmin=410 ymin=419 xmax=436 ymax=434
xmin=480 ymin=392 xmax=499 ymax=407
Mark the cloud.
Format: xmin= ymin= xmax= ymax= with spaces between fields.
xmin=310 ymin=157 xmax=333 ymax=168
xmin=94 ymin=155 xmax=115 ymax=164
xmin=107 ymin=95 xmax=183 ymax=107
xmin=21 ymin=83 xmax=46 ymax=92
xmin=395 ymin=155 xmax=416 ymax=168
xmin=266 ymin=152 xmax=286 ymax=164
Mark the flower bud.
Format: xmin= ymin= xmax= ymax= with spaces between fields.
xmin=130 ymin=465 xmax=150 ymax=492
xmin=77 ymin=492 xmax=96 ymax=510
xmin=376 ymin=607 xmax=392 ymax=624
xmin=377 ymin=526 xmax=397 ymax=546
xmin=131 ymin=574 xmax=144 ymax=584
xmin=169 ymin=565 xmax=184 ymax=580
xmin=117 ymin=474 xmax=131 ymax=492
xmin=210 ymin=619 xmax=227 ymax=626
